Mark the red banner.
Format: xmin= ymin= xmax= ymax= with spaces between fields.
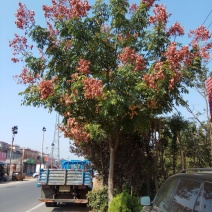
xmin=206 ymin=77 xmax=212 ymax=119
xmin=0 ymin=152 xmax=6 ymax=161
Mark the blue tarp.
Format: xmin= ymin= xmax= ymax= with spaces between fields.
xmin=61 ymin=159 xmax=92 ymax=169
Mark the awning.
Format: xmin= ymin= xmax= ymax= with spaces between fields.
xmin=0 ymin=161 xmax=6 ymax=165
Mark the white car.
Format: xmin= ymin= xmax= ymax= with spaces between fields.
xmin=32 ymin=172 xmax=39 ymax=178
xmin=94 ymin=171 xmax=99 ymax=177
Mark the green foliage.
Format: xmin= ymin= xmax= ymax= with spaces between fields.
xmin=87 ymin=187 xmax=108 ymax=212
xmin=109 ymin=191 xmax=142 ymax=212
xmin=85 ymin=123 xmax=107 ymax=140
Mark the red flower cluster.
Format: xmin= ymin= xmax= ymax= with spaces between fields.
xmin=82 ymin=77 xmax=103 ymax=99
xmin=76 ymin=59 xmax=91 ymax=74
xmin=189 ymin=26 xmax=212 ymax=62
xmin=15 ymin=2 xmax=35 ymax=31
xmin=189 ymin=25 xmax=211 ymax=43
xmin=154 ymin=62 xmax=165 ymax=80
xmin=200 ymin=43 xmax=212 ymax=61
xmin=42 ymin=0 xmax=91 ymax=21
xmin=61 ymin=118 xmax=90 ymax=143
xmin=9 ymin=34 xmax=29 ymax=60
xmin=128 ymin=105 xmax=140 ymax=119
xmin=142 ymin=0 xmax=155 ymax=8
xmin=71 ymin=73 xmax=79 ymax=82
xmin=38 ymin=80 xmax=54 ymax=99
xmin=129 ymin=3 xmax=137 ymax=14
xmin=118 ymin=47 xmax=146 ymax=71
xmin=135 ymin=55 xmax=146 ymax=71
xmin=142 ymin=59 xmax=180 ymax=91
xmin=167 ymin=22 xmax=184 ymax=37
xmin=47 ymin=21 xmax=59 ymax=37
xmin=62 ymin=93 xmax=72 ymax=106
xmin=165 ymin=42 xmax=193 ymax=69
xmin=149 ymin=4 xmax=170 ymax=26
xmin=14 ymin=67 xmax=39 ymax=84
xmin=142 ymin=73 xmax=156 ymax=89
xmin=147 ymin=99 xmax=157 ymax=108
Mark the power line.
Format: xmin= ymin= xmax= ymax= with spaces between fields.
xmin=207 ymin=21 xmax=212 ymax=29
xmin=202 ymin=9 xmax=212 ymax=25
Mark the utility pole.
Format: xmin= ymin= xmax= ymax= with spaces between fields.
xmin=51 ymin=142 xmax=54 ymax=169
xmin=40 ymin=127 xmax=46 ymax=172
xmin=9 ymin=126 xmax=18 ymax=177
xmin=51 ymin=114 xmax=60 ymax=167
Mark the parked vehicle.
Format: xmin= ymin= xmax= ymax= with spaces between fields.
xmin=32 ymin=172 xmax=39 ymax=178
xmin=12 ymin=171 xmax=25 ymax=181
xmin=37 ymin=160 xmax=93 ymax=207
xmin=140 ymin=168 xmax=212 ymax=212
xmin=94 ymin=171 xmax=99 ymax=177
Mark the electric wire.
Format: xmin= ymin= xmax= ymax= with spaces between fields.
xmin=202 ymin=9 xmax=212 ymax=25
xmin=207 ymin=21 xmax=212 ymax=29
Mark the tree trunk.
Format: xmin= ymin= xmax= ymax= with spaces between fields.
xmin=172 ymin=138 xmax=177 ymax=175
xmin=154 ymin=175 xmax=159 ymax=192
xmin=108 ymin=146 xmax=115 ymax=204
xmin=177 ymin=133 xmax=185 ymax=170
xmin=108 ymin=132 xmax=119 ymax=205
xmin=172 ymin=150 xmax=176 ymax=175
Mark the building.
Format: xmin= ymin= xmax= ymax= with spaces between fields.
xmin=5 ymin=145 xmax=22 ymax=174
xmin=0 ymin=141 xmax=7 ymax=162
xmin=20 ymin=148 xmax=40 ymax=176
xmin=1 ymin=140 xmax=55 ymax=176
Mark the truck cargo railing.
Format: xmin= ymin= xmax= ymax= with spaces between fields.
xmin=37 ymin=169 xmax=93 ymax=188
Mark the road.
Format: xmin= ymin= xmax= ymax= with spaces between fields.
xmin=0 ymin=178 xmax=92 ymax=212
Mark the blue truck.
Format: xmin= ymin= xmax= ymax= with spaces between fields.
xmin=37 ymin=159 xmax=93 ymax=207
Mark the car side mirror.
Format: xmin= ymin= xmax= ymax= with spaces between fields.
xmin=140 ymin=196 xmax=151 ymax=206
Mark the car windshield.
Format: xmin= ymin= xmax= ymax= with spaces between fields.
xmin=154 ymin=178 xmax=178 ymax=211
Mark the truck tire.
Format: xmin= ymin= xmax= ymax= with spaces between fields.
xmin=45 ymin=202 xmax=51 ymax=207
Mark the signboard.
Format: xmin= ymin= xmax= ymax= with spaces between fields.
xmin=27 ymin=158 xmax=36 ymax=164
xmin=206 ymin=77 xmax=212 ymax=119
xmin=0 ymin=152 xmax=6 ymax=161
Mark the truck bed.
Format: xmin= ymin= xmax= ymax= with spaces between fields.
xmin=38 ymin=169 xmax=92 ymax=188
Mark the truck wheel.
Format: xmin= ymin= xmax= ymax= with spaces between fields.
xmin=45 ymin=202 xmax=51 ymax=207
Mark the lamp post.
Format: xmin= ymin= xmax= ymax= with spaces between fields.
xmin=9 ymin=126 xmax=18 ymax=176
xmin=40 ymin=127 xmax=46 ymax=172
xmin=51 ymin=143 xmax=54 ymax=169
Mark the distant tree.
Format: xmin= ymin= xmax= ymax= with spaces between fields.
xmin=70 ymin=139 xmax=109 ymax=185
xmin=10 ymin=0 xmax=212 ymax=203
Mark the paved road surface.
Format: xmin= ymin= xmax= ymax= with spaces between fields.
xmin=0 ymin=178 xmax=92 ymax=212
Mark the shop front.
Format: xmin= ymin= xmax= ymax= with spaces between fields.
xmin=23 ymin=158 xmax=36 ymax=176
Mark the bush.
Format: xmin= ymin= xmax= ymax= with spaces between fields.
xmin=109 ymin=191 xmax=142 ymax=212
xmin=87 ymin=186 xmax=108 ymax=212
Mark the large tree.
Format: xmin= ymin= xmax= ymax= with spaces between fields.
xmin=10 ymin=0 xmax=212 ymax=203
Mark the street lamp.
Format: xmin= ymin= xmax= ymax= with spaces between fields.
xmin=40 ymin=127 xmax=46 ymax=172
xmin=51 ymin=142 xmax=54 ymax=169
xmin=9 ymin=126 xmax=18 ymax=176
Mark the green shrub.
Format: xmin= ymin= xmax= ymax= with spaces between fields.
xmin=109 ymin=191 xmax=142 ymax=212
xmin=87 ymin=186 xmax=108 ymax=212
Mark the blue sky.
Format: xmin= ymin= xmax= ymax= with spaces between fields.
xmin=0 ymin=0 xmax=211 ymax=159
